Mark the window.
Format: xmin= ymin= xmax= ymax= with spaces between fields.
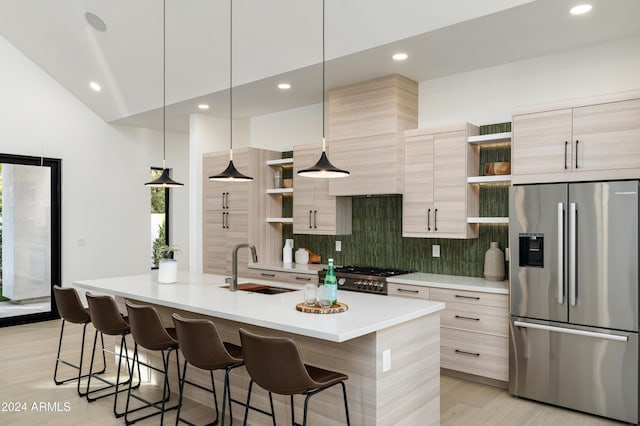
xmin=150 ymin=167 xmax=170 ymax=268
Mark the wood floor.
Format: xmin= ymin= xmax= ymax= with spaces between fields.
xmin=0 ymin=320 xmax=626 ymax=425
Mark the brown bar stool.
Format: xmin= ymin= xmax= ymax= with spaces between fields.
xmin=239 ymin=329 xmax=350 ymax=426
xmin=85 ymin=293 xmax=141 ymax=418
xmin=53 ymin=286 xmax=106 ymax=396
xmin=124 ymin=300 xmax=181 ymax=425
xmin=172 ymin=313 xmax=245 ymax=426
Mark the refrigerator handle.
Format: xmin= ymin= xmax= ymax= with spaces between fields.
xmin=557 ymin=202 xmax=564 ymax=304
xmin=569 ymin=202 xmax=577 ymax=306
xmin=513 ymin=321 xmax=628 ymax=342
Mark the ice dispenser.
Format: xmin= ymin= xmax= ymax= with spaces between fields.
xmin=518 ymin=233 xmax=544 ymax=267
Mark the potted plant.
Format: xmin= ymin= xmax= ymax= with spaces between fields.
xmin=156 ymin=244 xmax=180 ymax=284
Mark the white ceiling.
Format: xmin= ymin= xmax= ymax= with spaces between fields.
xmin=1 ymin=0 xmax=639 ymax=133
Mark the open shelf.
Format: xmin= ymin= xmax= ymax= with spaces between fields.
xmin=467 ymin=175 xmax=511 ymax=184
xmin=467 ymin=217 xmax=509 ymax=224
xmin=266 ymin=158 xmax=294 ymax=167
xmin=266 ymin=188 xmax=293 ymax=194
xmin=267 ymin=217 xmax=293 ymax=223
xmin=468 ymin=132 xmax=512 ymax=145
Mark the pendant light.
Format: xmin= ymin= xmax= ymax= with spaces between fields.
xmin=209 ymin=0 xmax=253 ymax=182
xmin=145 ymin=0 xmax=183 ymax=188
xmin=297 ymin=0 xmax=349 ymax=179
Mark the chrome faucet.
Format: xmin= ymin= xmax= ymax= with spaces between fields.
xmin=230 ymin=243 xmax=258 ymax=291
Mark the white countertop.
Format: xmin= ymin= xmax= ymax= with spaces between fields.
xmin=388 ymin=272 xmax=509 ymax=294
xmin=248 ymin=262 xmax=324 ymax=275
xmin=73 ymin=271 xmax=444 ymax=343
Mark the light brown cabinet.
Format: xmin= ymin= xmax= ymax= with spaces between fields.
xmin=246 ymin=267 xmax=319 ymax=285
xmin=390 ymin=283 xmax=508 ymax=383
xmin=403 ymin=124 xmax=479 ymax=239
xmin=327 ymin=74 xmax=418 ymax=196
xmin=293 ymin=143 xmax=352 ymax=235
xmin=203 ymin=147 xmax=281 ymax=275
xmin=512 ymin=95 xmax=640 ymax=184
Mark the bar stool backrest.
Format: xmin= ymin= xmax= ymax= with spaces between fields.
xmin=86 ymin=293 xmax=129 ymax=336
xmin=53 ymin=287 xmax=90 ymax=324
xmin=172 ymin=313 xmax=241 ymax=370
xmin=239 ymin=328 xmax=316 ymax=395
xmin=125 ymin=300 xmax=177 ymax=351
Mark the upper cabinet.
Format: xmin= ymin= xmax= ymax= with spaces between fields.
xmin=327 ymin=75 xmax=418 ymax=196
xmin=512 ymin=92 xmax=640 ymax=184
xmin=403 ymin=124 xmax=479 ymax=239
xmin=293 ymin=144 xmax=352 ymax=235
xmin=202 ymin=147 xmax=281 ymax=275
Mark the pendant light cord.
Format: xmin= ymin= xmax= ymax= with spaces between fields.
xmin=162 ymin=0 xmax=167 ymax=167
xmin=229 ymin=0 xmax=234 ymax=156
xmin=322 ymin=0 xmax=325 ymax=142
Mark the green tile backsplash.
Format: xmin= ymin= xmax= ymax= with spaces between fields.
xmin=281 ymin=123 xmax=511 ymax=278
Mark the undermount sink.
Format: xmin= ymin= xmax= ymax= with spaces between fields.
xmin=223 ymin=283 xmax=296 ymax=295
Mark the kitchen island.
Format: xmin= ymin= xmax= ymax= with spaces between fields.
xmin=74 ymin=271 xmax=444 ymax=425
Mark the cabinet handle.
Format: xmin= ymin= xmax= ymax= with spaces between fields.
xmin=454 ymin=315 xmax=480 ymax=321
xmin=225 ymin=212 xmax=230 ymax=229
xmin=397 ymin=288 xmax=420 ymax=294
xmin=314 ymin=210 xmax=318 ymax=229
xmin=309 ymin=210 xmax=313 ymax=228
xmin=221 ymin=192 xmax=225 ymax=209
xmin=434 ymin=208 xmax=438 ymax=231
xmin=454 ymin=294 xmax=480 ymax=300
xmin=455 ymin=349 xmax=480 ymax=357
xmin=575 ymin=140 xmax=579 ymax=169
xmin=225 ymin=192 xmax=230 ymax=209
xmin=260 ymin=272 xmax=276 ymax=277
xmin=221 ymin=212 xmax=225 ymax=229
xmin=295 ymin=276 xmax=312 ymax=281
xmin=427 ymin=208 xmax=431 ymax=231
xmin=564 ymin=141 xmax=568 ymax=170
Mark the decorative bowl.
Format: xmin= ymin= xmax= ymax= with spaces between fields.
xmin=484 ymin=162 xmax=511 ymax=176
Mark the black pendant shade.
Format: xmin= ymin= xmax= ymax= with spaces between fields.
xmin=209 ymin=158 xmax=253 ymax=181
xmin=209 ymin=0 xmax=253 ymax=182
xmin=145 ymin=167 xmax=184 ymax=187
xmin=145 ymin=0 xmax=183 ymax=188
xmin=297 ymin=146 xmax=350 ymax=178
xmin=297 ymin=0 xmax=348 ymax=179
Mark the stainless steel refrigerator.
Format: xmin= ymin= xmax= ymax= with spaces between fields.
xmin=509 ymin=180 xmax=639 ymax=424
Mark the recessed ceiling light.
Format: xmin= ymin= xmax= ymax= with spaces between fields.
xmin=198 ymin=104 xmax=210 ymax=110
xmin=85 ymin=12 xmax=107 ymax=32
xmin=89 ymin=81 xmax=101 ymax=92
xmin=278 ymin=83 xmax=291 ymax=90
xmin=569 ymin=4 xmax=592 ymax=15
xmin=392 ymin=52 xmax=408 ymax=61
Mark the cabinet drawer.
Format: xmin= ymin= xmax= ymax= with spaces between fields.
xmin=289 ymin=274 xmax=319 ymax=285
xmin=387 ymin=283 xmax=430 ymax=299
xmin=246 ymin=269 xmax=291 ymax=282
xmin=441 ymin=328 xmax=508 ymax=382
xmin=439 ymin=301 xmax=508 ymax=337
xmin=430 ymin=288 xmax=507 ymax=309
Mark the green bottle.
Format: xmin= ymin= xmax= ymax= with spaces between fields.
xmin=324 ymin=258 xmax=338 ymax=305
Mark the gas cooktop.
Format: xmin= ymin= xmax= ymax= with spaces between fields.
xmin=318 ymin=265 xmax=415 ymax=295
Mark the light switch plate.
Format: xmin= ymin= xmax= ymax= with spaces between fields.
xmin=432 ymin=245 xmax=440 ymax=258
xmin=335 ymin=241 xmax=342 ymax=252
xmin=382 ymin=349 xmax=391 ymax=372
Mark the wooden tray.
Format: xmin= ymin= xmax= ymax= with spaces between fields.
xmin=296 ymin=302 xmax=348 ymax=314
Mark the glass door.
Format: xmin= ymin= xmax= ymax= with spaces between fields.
xmin=0 ymin=154 xmax=61 ymax=327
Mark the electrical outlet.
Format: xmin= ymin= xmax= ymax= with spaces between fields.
xmin=335 ymin=241 xmax=342 ymax=252
xmin=382 ymin=349 xmax=391 ymax=372
xmin=505 ymin=247 xmax=510 ymax=262
xmin=432 ymin=245 xmax=440 ymax=258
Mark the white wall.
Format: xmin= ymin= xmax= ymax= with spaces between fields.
xmin=250 ymin=103 xmax=322 ymax=152
xmin=418 ymin=35 xmax=640 ymax=127
xmin=0 ymin=34 xmax=189 ymax=284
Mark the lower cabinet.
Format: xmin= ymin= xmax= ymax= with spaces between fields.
xmin=246 ymin=268 xmax=319 ymax=285
xmin=389 ymin=283 xmax=508 ymax=382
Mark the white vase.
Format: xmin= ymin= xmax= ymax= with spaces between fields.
xmin=283 ymin=239 xmax=293 ymax=264
xmin=158 ymin=259 xmax=177 ymax=284
xmin=484 ymin=242 xmax=505 ymax=281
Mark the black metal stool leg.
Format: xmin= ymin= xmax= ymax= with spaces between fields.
xmin=268 ymin=392 xmax=276 ymax=426
xmin=242 ymin=380 xmax=253 ymax=426
xmin=340 ymin=381 xmax=350 ymax=425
